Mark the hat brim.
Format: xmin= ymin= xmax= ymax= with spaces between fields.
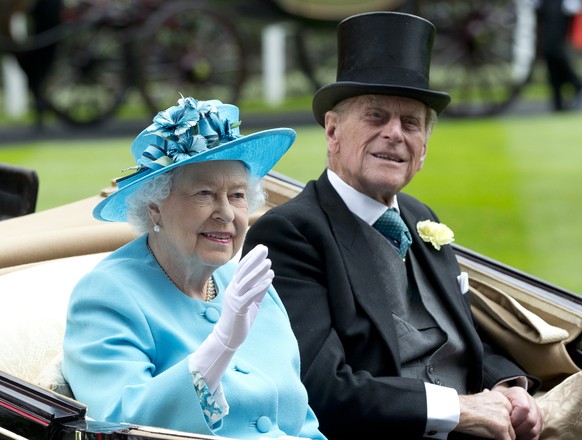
xmin=312 ymin=82 xmax=451 ymax=126
xmin=93 ymin=128 xmax=295 ymax=222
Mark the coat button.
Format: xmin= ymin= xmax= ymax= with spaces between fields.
xmin=256 ymin=416 xmax=272 ymax=433
xmin=204 ymin=307 xmax=220 ymax=323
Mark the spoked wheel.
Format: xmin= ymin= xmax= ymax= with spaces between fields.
xmin=137 ymin=0 xmax=247 ymax=113
xmin=417 ymin=0 xmax=538 ymax=117
xmin=39 ymin=21 xmax=129 ymax=126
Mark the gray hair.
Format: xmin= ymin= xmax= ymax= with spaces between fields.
xmin=125 ymin=166 xmax=266 ymax=235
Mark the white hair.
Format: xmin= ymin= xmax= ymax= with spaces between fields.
xmin=125 ymin=165 xmax=266 ymax=235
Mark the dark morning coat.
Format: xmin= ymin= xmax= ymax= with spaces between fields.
xmin=244 ymin=171 xmax=537 ymax=439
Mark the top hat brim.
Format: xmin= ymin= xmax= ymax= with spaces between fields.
xmin=312 ymin=82 xmax=451 ymax=127
xmin=93 ymin=128 xmax=295 ymax=223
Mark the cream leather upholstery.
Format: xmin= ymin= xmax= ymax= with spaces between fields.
xmin=0 ymin=253 xmax=109 ymax=394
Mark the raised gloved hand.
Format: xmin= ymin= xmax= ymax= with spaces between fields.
xmin=189 ymin=244 xmax=273 ymax=394
xmin=213 ymin=243 xmax=273 ymax=349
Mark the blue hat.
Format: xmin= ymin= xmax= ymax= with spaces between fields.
xmin=93 ymin=97 xmax=295 ymax=222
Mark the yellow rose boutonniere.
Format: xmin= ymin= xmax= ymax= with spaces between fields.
xmin=416 ymin=220 xmax=454 ymax=250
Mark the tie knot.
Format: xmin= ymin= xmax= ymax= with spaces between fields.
xmin=373 ymin=208 xmax=412 ymax=259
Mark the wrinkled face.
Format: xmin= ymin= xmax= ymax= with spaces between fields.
xmin=155 ymin=160 xmax=249 ymax=271
xmin=325 ymin=95 xmax=429 ymax=205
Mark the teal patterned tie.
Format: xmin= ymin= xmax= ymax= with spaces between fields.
xmin=373 ymin=208 xmax=412 ymax=259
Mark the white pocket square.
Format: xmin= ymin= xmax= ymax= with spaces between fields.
xmin=457 ymin=272 xmax=469 ymax=294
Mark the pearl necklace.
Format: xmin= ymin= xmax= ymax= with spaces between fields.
xmin=204 ymin=277 xmax=217 ymax=302
xmin=147 ymin=241 xmax=217 ymax=302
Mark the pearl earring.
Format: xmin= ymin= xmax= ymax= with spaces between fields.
xmin=153 ymin=224 xmax=160 ymax=233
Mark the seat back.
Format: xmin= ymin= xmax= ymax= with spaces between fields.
xmin=0 ymin=253 xmax=109 ymax=388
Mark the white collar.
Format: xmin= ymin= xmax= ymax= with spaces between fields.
xmin=326 ymin=169 xmax=399 ymax=226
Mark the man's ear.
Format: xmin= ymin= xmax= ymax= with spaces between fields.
xmin=325 ymin=112 xmax=340 ymax=154
xmin=418 ymin=142 xmax=428 ymax=171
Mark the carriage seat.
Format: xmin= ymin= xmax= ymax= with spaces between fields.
xmin=0 ymin=252 xmax=110 ymax=396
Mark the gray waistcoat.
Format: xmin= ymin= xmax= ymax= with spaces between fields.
xmin=367 ymin=223 xmax=470 ymax=394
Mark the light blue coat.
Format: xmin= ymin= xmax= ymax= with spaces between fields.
xmin=62 ymin=235 xmax=324 ymax=439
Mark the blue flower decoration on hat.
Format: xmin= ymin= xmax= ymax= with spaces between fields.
xmin=137 ymin=97 xmax=241 ymax=171
xmin=93 ymin=95 xmax=296 ymax=223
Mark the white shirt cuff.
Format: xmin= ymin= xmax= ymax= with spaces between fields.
xmin=424 ymin=383 xmax=460 ymax=439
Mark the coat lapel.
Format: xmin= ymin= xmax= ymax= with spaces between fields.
xmin=314 ymin=174 xmax=405 ymax=366
xmin=398 ymin=197 xmax=484 ymax=379
xmin=399 ymin=200 xmax=472 ymax=323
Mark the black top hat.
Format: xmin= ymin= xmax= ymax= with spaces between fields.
xmin=312 ymin=12 xmax=451 ymax=126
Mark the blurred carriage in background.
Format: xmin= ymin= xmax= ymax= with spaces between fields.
xmin=0 ymin=0 xmax=561 ymax=125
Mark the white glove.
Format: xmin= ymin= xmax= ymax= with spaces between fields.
xmin=190 ymin=244 xmax=273 ymax=394
xmin=214 ymin=244 xmax=273 ymax=349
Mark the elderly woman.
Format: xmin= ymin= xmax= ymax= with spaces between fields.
xmin=62 ymin=98 xmax=325 ymax=440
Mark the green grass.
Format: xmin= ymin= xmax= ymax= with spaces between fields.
xmin=1 ymin=112 xmax=582 ymax=294
xmin=408 ymin=113 xmax=582 ymax=295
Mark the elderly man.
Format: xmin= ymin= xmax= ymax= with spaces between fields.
xmin=244 ymin=11 xmax=543 ymax=440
